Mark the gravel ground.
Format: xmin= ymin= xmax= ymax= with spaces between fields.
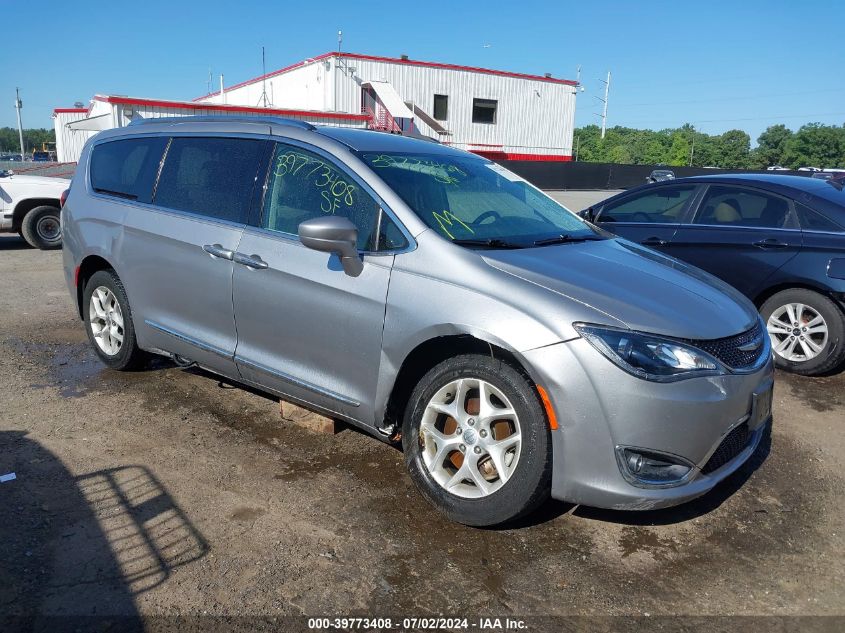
xmin=0 ymin=234 xmax=843 ymax=630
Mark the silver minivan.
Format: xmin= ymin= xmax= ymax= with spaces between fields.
xmin=62 ymin=117 xmax=773 ymax=526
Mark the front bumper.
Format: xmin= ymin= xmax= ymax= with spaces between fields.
xmin=523 ymin=337 xmax=774 ymax=510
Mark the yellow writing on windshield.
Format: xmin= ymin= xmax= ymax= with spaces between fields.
xmin=432 ymin=210 xmax=474 ymax=239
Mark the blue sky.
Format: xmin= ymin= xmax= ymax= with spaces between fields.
xmin=3 ymin=0 xmax=844 ymax=143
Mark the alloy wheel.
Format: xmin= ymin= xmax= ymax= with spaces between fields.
xmin=767 ymin=302 xmax=828 ymax=362
xmin=89 ymin=286 xmax=125 ymax=356
xmin=419 ymin=377 xmax=522 ymax=499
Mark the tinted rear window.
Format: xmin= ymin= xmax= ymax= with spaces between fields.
xmin=90 ymin=137 xmax=163 ymax=201
xmin=154 ymin=137 xmax=265 ymax=223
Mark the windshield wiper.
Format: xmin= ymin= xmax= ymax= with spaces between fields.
xmin=533 ymin=233 xmax=606 ymax=246
xmin=451 ymin=238 xmax=525 ymax=249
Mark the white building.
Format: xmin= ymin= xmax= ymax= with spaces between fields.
xmin=53 ymin=95 xmax=367 ymax=163
xmin=196 ymin=52 xmax=578 ymax=161
xmin=54 ymin=52 xmax=578 ymax=164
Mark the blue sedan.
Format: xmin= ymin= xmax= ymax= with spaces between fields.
xmin=581 ymin=174 xmax=845 ymax=376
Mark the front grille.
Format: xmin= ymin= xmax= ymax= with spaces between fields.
xmin=702 ymin=423 xmax=750 ymax=474
xmin=684 ymin=321 xmax=765 ymax=370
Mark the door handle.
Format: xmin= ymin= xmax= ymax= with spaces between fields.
xmin=202 ymin=243 xmax=234 ymax=260
xmin=641 ymin=237 xmax=668 ymax=247
xmin=753 ymin=238 xmax=789 ymax=249
xmin=233 ymin=252 xmax=269 ymax=270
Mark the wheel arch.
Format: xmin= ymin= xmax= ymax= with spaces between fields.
xmin=754 ymin=282 xmax=842 ymax=311
xmin=12 ymin=198 xmax=60 ymax=231
xmin=382 ymin=333 xmax=540 ymax=435
xmin=75 ymin=254 xmax=117 ymax=319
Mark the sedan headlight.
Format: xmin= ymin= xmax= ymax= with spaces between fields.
xmin=574 ymin=323 xmax=724 ymax=382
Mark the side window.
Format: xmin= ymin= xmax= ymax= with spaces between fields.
xmin=694 ymin=185 xmax=795 ymax=229
xmin=598 ymin=185 xmax=696 ymax=223
xmin=795 ymin=203 xmax=844 ymax=233
xmin=154 ymin=137 xmax=265 ymax=223
xmin=264 ymin=143 xmax=406 ymax=251
xmin=90 ymin=137 xmax=164 ymax=202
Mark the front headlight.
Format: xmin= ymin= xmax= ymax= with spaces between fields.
xmin=574 ymin=323 xmax=724 ymax=382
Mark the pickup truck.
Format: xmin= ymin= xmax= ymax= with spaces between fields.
xmin=0 ymin=171 xmax=69 ymax=249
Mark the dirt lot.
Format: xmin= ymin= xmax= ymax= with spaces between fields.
xmin=1 ymin=233 xmax=844 ymax=630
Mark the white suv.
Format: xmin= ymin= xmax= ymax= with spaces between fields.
xmin=0 ymin=171 xmax=69 ymax=249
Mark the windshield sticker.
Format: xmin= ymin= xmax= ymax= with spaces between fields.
xmin=275 ymin=150 xmax=357 ymax=213
xmin=364 ymin=154 xmax=467 ymax=185
xmin=485 ymin=163 xmax=525 ymax=182
xmin=432 ymin=210 xmax=474 ymax=239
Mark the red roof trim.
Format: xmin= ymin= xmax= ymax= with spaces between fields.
xmin=93 ymin=95 xmax=369 ymax=121
xmin=470 ymin=150 xmax=572 ymax=162
xmin=53 ymin=108 xmax=89 ymax=114
xmin=193 ymin=51 xmax=577 ymax=101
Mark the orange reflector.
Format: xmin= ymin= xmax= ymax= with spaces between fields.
xmin=536 ymin=385 xmax=558 ymax=430
xmin=73 ymin=265 xmax=81 ymax=287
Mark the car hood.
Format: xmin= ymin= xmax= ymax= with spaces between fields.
xmin=482 ymin=238 xmax=758 ymax=340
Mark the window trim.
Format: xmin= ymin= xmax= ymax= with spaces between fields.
xmin=433 ymin=94 xmax=449 ymax=121
xmin=794 ymin=201 xmax=845 ymax=234
xmin=687 ymin=183 xmax=800 ymax=230
xmin=256 ymin=138 xmax=415 ymax=255
xmin=595 ymin=183 xmax=700 ymax=225
xmin=471 ymin=98 xmax=498 ymax=124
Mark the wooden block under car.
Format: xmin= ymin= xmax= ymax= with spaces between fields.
xmin=279 ymin=400 xmax=340 ymax=434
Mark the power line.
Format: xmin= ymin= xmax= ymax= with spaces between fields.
xmin=621 ymin=111 xmax=845 ymax=125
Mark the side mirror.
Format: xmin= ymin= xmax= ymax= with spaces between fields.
xmin=578 ymin=208 xmax=595 ymax=221
xmin=298 ymin=216 xmax=363 ymax=277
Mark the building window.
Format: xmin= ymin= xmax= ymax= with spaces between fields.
xmin=472 ymin=98 xmax=497 ymax=124
xmin=433 ymin=94 xmax=448 ymax=121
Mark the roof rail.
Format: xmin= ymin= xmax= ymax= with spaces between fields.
xmin=127 ymin=115 xmax=316 ymax=131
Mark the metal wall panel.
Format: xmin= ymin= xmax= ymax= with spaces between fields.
xmin=202 ymin=56 xmax=577 ymax=157
xmin=54 ymin=112 xmax=97 ymax=163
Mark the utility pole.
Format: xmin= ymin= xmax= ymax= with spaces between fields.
xmin=598 ymin=72 xmax=611 ymax=139
xmin=15 ymin=88 xmax=25 ymax=160
xmin=259 ymin=47 xmax=269 ymax=107
xmin=689 ymin=131 xmax=696 ymax=166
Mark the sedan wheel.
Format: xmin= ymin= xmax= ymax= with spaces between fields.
xmin=766 ymin=302 xmax=828 ymax=362
xmin=760 ymin=288 xmax=845 ymax=376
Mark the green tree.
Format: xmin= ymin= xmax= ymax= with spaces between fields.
xmin=782 ymin=123 xmax=843 ymax=169
xmin=667 ymin=131 xmax=691 ymax=166
xmin=754 ymin=124 xmax=793 ymax=167
xmin=0 ymin=127 xmax=56 ymax=154
xmin=715 ymin=130 xmax=752 ymax=169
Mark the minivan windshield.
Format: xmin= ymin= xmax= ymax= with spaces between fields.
xmin=358 ymin=151 xmax=600 ymax=247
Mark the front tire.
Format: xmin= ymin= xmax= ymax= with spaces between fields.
xmin=761 ymin=288 xmax=845 ymax=376
xmin=402 ymin=354 xmax=552 ymax=527
xmin=82 ymin=270 xmax=147 ymax=371
xmin=21 ymin=205 xmax=62 ymax=249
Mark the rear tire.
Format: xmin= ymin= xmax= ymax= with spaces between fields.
xmin=761 ymin=288 xmax=845 ymax=376
xmin=21 ymin=205 xmax=62 ymax=250
xmin=82 ymin=270 xmax=148 ymax=371
xmin=402 ymin=354 xmax=552 ymax=527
